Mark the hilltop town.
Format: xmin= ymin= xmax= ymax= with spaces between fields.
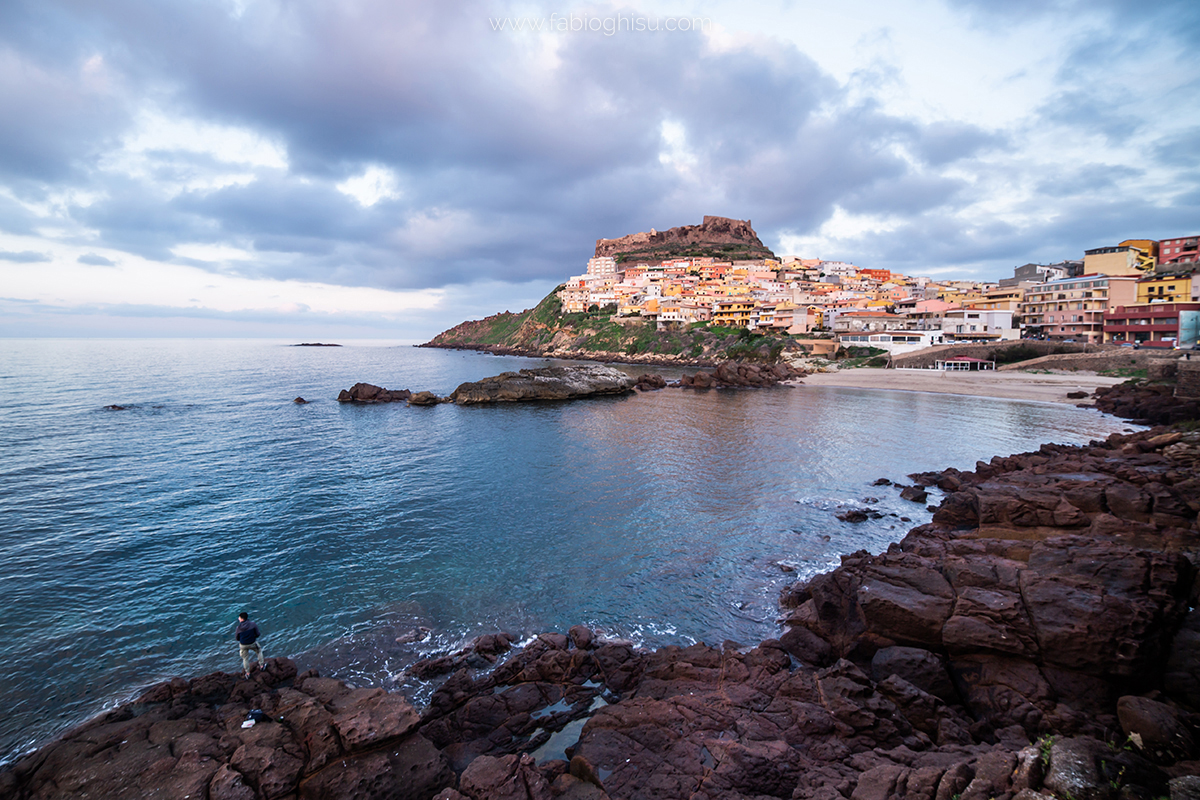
xmin=426 ymin=219 xmax=1199 ymax=363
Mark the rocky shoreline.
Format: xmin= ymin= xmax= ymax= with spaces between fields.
xmin=5 ymin=380 xmax=1200 ymax=800
xmin=418 ymin=340 xmax=728 ymax=369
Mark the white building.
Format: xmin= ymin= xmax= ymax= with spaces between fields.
xmin=587 ymin=256 xmax=617 ymax=277
xmin=941 ymin=309 xmax=1017 ymax=341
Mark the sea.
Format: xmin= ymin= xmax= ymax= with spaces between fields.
xmin=0 ymin=338 xmax=1140 ymax=764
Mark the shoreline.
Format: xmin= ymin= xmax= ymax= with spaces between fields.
xmin=798 ymin=367 xmax=1128 ymax=405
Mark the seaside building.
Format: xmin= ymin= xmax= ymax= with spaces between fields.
xmin=940 ymin=309 xmax=1017 ymax=342
xmin=1159 ymin=234 xmax=1199 ymax=266
xmin=1019 ymin=274 xmax=1138 ymax=342
xmin=1137 ymin=268 xmax=1195 ymax=304
xmin=1000 ymin=261 xmax=1082 ymax=287
xmin=832 ymin=310 xmax=906 ymax=334
xmin=1082 ymin=245 xmax=1150 ymax=276
xmin=836 ymin=329 xmax=946 ymax=355
xmin=1104 ymin=302 xmax=1200 ymax=348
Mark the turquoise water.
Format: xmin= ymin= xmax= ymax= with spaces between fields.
xmin=0 ymin=339 xmax=1136 ymax=763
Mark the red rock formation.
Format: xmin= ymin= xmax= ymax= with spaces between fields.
xmin=594 ymin=216 xmax=776 ymax=262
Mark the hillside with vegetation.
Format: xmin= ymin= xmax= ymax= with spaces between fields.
xmin=421 ymin=287 xmax=803 ymax=366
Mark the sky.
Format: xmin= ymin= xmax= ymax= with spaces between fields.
xmin=0 ymin=0 xmax=1197 ymax=339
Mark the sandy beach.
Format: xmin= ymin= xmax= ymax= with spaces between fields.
xmin=798 ymin=367 xmax=1129 ymax=405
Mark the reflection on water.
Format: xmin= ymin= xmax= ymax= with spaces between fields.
xmin=0 ymin=339 xmax=1136 ymax=763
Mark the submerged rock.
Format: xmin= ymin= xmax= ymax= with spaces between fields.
xmin=448 ymin=365 xmax=635 ymax=404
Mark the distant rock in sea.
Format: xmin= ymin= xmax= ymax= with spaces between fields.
xmin=292 ymin=342 xmax=342 ymax=347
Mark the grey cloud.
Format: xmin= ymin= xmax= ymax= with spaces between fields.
xmin=1034 ymin=164 xmax=1142 ymax=198
xmin=78 ymin=253 xmax=116 ymax=266
xmin=0 ymin=250 xmax=51 ymax=262
xmin=905 ymin=121 xmax=1009 ymax=166
xmin=1036 ymin=89 xmax=1142 ymax=144
xmin=1154 ymin=126 xmax=1200 ymax=168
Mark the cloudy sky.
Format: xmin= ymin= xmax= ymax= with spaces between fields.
xmin=1 ymin=0 xmax=1196 ymax=339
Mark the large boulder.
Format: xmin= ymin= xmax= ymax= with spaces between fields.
xmin=448 ymin=366 xmax=634 ymax=404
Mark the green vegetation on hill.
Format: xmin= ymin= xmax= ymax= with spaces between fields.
xmin=612 ymin=242 xmax=775 ymax=264
xmin=424 ymin=287 xmax=798 ymax=364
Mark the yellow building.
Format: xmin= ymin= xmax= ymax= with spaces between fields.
xmin=967 ymin=286 xmax=1024 ymax=312
xmin=712 ymin=299 xmax=756 ymax=327
xmin=1137 ymin=271 xmax=1194 ymax=304
xmin=1119 ymin=239 xmax=1159 ymax=270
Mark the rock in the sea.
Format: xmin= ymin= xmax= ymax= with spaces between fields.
xmin=407 ymin=390 xmax=443 ymax=406
xmin=448 ymin=365 xmax=635 ymax=404
xmin=679 ymin=361 xmax=802 ymax=389
xmin=634 ymin=373 xmax=667 ymax=391
xmin=337 ymin=382 xmax=412 ymax=403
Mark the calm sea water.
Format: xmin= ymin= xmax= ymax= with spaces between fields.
xmin=0 ymin=339 xmax=1137 ymax=763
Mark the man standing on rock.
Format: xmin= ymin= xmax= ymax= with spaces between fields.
xmin=233 ymin=611 xmax=265 ymax=678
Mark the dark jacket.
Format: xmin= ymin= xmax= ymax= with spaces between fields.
xmin=235 ymin=620 xmax=260 ymax=645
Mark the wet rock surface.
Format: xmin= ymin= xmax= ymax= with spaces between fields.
xmin=1 ymin=658 xmax=454 ymax=800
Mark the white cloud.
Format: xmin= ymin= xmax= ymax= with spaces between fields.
xmin=779 ymin=206 xmax=900 ymax=257
xmin=336 ymin=165 xmax=401 ymax=207
xmin=121 ymin=107 xmax=287 ymax=168
xmin=171 ymin=243 xmax=255 ymax=262
xmin=0 ymin=234 xmax=444 ymax=317
xmin=95 ymin=106 xmax=288 ymax=199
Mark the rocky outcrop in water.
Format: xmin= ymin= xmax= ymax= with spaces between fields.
xmin=337 ymin=382 xmax=413 ymax=403
xmin=1092 ymin=379 xmax=1200 ymax=425
xmin=678 ymin=362 xmax=803 ymax=389
xmin=448 ymin=365 xmax=635 ymax=404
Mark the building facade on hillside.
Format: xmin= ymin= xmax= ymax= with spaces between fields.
xmin=586 ymin=256 xmax=617 ymax=277
xmin=711 ymin=299 xmax=756 ymax=327
xmin=1019 ymin=274 xmax=1139 ymax=342
xmin=1120 ymin=239 xmax=1159 ymax=265
xmin=1082 ymin=246 xmax=1149 ymax=275
xmin=832 ymin=311 xmax=905 ymax=334
xmin=1137 ymin=268 xmax=1196 ymax=304
xmin=999 ymin=261 xmax=1081 ymax=287
xmin=819 ymin=261 xmax=857 ymax=277
xmin=1159 ymin=235 xmax=1199 ymax=266
xmin=941 ymin=309 xmax=1017 ymax=342
xmin=1104 ymin=303 xmax=1200 ymax=348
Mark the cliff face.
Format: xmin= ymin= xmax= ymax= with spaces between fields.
xmin=594 ymin=215 xmax=775 ymax=262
